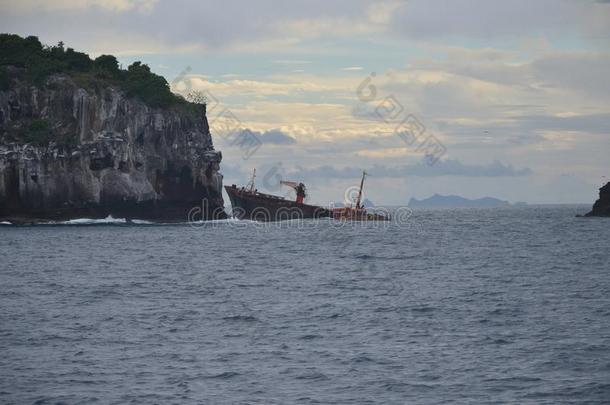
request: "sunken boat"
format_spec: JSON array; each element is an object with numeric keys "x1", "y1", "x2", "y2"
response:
[
  {"x1": 330, "y1": 171, "x2": 390, "y2": 221},
  {"x1": 224, "y1": 169, "x2": 331, "y2": 221}
]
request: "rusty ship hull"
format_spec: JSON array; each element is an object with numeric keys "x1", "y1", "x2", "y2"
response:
[{"x1": 225, "y1": 185, "x2": 331, "y2": 221}]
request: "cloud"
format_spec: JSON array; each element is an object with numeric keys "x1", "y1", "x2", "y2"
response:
[
  {"x1": 347, "y1": 48, "x2": 610, "y2": 150},
  {"x1": 0, "y1": 0, "x2": 378, "y2": 54},
  {"x1": 387, "y1": 0, "x2": 610, "y2": 40},
  {"x1": 530, "y1": 52, "x2": 610, "y2": 101},
  {"x1": 0, "y1": 0, "x2": 158, "y2": 13},
  {"x1": 287, "y1": 159, "x2": 533, "y2": 179},
  {"x1": 273, "y1": 60, "x2": 311, "y2": 65},
  {"x1": 417, "y1": 49, "x2": 610, "y2": 103},
  {"x1": 400, "y1": 159, "x2": 533, "y2": 177},
  {"x1": 2, "y1": 0, "x2": 609, "y2": 57},
  {"x1": 432, "y1": 112, "x2": 610, "y2": 148},
  {"x1": 511, "y1": 113, "x2": 610, "y2": 134},
  {"x1": 185, "y1": 75, "x2": 346, "y2": 99},
  {"x1": 230, "y1": 128, "x2": 297, "y2": 145}
]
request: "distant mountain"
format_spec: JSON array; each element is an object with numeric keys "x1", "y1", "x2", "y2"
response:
[{"x1": 408, "y1": 194, "x2": 511, "y2": 208}]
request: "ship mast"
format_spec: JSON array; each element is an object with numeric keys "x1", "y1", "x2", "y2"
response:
[
  {"x1": 355, "y1": 170, "x2": 367, "y2": 209},
  {"x1": 246, "y1": 168, "x2": 256, "y2": 192}
]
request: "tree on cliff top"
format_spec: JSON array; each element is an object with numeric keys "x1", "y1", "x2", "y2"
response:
[
  {"x1": 123, "y1": 61, "x2": 176, "y2": 108},
  {"x1": 93, "y1": 54, "x2": 120, "y2": 78},
  {"x1": 0, "y1": 33, "x2": 186, "y2": 109}
]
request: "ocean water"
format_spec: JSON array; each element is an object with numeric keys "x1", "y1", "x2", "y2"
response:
[{"x1": 1, "y1": 206, "x2": 609, "y2": 404}]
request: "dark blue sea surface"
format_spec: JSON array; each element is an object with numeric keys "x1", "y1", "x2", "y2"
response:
[{"x1": 1, "y1": 206, "x2": 609, "y2": 404}]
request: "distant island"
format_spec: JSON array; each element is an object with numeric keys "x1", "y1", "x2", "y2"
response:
[{"x1": 409, "y1": 194, "x2": 512, "y2": 208}]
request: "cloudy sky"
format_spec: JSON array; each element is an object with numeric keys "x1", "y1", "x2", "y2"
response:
[{"x1": 2, "y1": 0, "x2": 609, "y2": 205}]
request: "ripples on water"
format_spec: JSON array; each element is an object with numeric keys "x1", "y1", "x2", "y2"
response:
[{"x1": 1, "y1": 206, "x2": 609, "y2": 404}]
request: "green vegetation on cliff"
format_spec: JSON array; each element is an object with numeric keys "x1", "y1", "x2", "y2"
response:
[{"x1": 0, "y1": 33, "x2": 190, "y2": 109}]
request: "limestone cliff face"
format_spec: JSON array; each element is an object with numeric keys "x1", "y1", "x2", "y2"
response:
[
  {"x1": 585, "y1": 182, "x2": 610, "y2": 217},
  {"x1": 0, "y1": 73, "x2": 225, "y2": 222}
]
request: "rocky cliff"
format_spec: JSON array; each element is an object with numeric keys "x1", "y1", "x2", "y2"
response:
[
  {"x1": 0, "y1": 71, "x2": 225, "y2": 223},
  {"x1": 585, "y1": 182, "x2": 610, "y2": 217}
]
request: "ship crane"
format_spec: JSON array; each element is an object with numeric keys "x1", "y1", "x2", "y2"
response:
[
  {"x1": 280, "y1": 181, "x2": 307, "y2": 204},
  {"x1": 355, "y1": 171, "x2": 367, "y2": 209}
]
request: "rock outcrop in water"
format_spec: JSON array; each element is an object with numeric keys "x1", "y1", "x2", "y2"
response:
[
  {"x1": 585, "y1": 182, "x2": 610, "y2": 217},
  {"x1": 0, "y1": 68, "x2": 225, "y2": 223}
]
